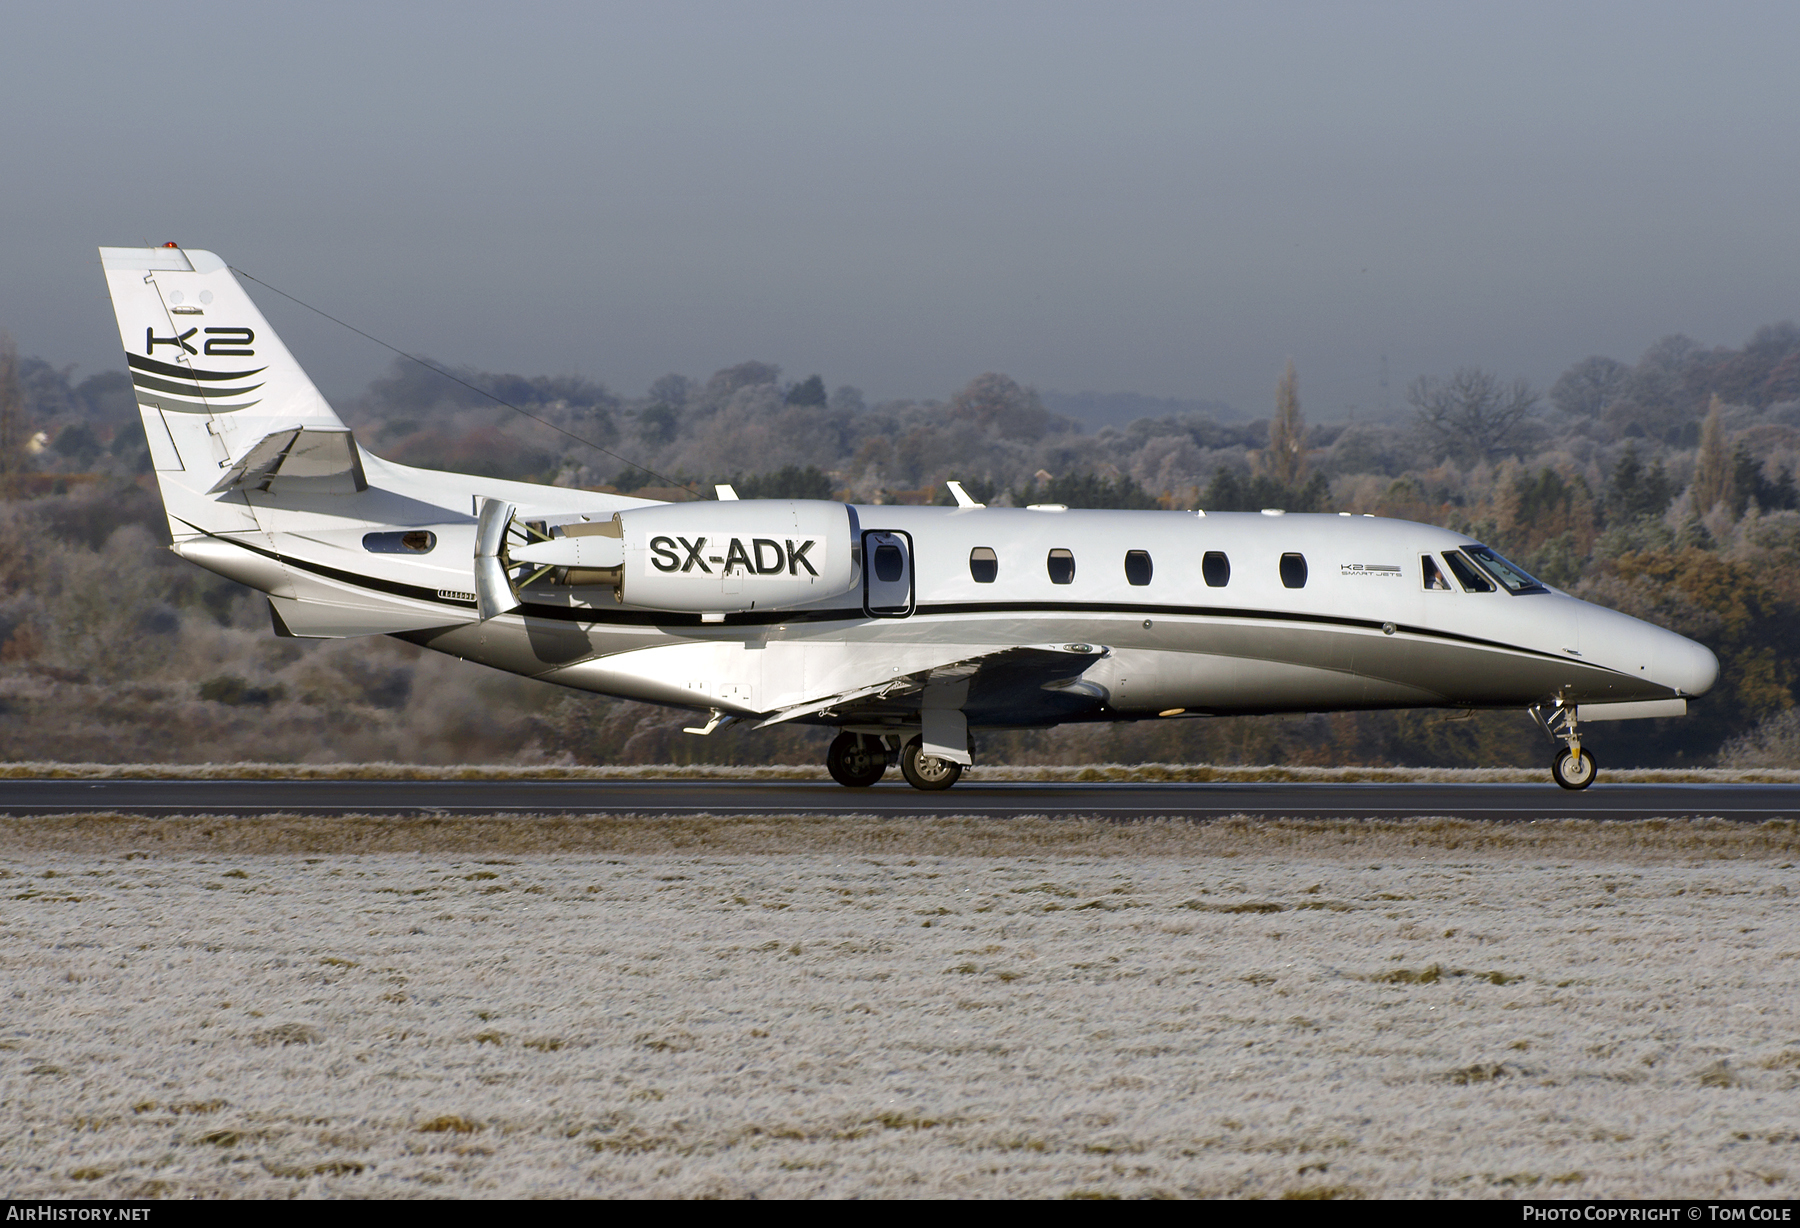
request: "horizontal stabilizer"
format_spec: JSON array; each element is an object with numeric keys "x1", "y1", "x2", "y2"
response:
[{"x1": 206, "y1": 427, "x2": 367, "y2": 495}]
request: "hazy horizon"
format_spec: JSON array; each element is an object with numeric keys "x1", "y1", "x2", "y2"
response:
[{"x1": 5, "y1": 1, "x2": 1798, "y2": 421}]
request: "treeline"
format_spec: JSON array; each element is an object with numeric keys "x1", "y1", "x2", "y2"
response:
[{"x1": 5, "y1": 319, "x2": 1800, "y2": 769}]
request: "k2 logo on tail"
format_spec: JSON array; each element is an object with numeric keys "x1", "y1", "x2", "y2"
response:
[{"x1": 146, "y1": 326, "x2": 255, "y2": 357}]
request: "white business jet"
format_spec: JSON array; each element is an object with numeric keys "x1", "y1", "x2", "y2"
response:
[{"x1": 100, "y1": 246, "x2": 1717, "y2": 791}]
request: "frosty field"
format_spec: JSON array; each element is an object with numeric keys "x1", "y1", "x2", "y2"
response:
[{"x1": 1, "y1": 814, "x2": 1796, "y2": 1199}]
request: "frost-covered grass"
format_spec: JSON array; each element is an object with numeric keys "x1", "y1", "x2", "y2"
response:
[
  {"x1": 5, "y1": 761, "x2": 1800, "y2": 783},
  {"x1": 1, "y1": 817, "x2": 1796, "y2": 1199}
]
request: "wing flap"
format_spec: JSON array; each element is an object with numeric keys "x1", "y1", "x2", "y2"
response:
[{"x1": 754, "y1": 643, "x2": 1109, "y2": 731}]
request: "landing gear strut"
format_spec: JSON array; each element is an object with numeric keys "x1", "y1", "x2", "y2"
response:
[
  {"x1": 826, "y1": 731, "x2": 886, "y2": 788},
  {"x1": 900, "y1": 735, "x2": 962, "y2": 791},
  {"x1": 1534, "y1": 702, "x2": 1598, "y2": 791}
]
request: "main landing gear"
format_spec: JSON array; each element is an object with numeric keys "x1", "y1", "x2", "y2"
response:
[
  {"x1": 900, "y1": 736, "x2": 962, "y2": 791},
  {"x1": 825, "y1": 731, "x2": 965, "y2": 791},
  {"x1": 826, "y1": 731, "x2": 886, "y2": 788},
  {"x1": 1533, "y1": 702, "x2": 1598, "y2": 791}
]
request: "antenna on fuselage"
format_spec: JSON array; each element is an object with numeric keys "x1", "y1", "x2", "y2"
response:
[{"x1": 945, "y1": 480, "x2": 985, "y2": 508}]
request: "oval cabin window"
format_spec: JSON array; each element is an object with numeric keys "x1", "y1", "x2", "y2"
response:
[
  {"x1": 1279, "y1": 552, "x2": 1308, "y2": 588},
  {"x1": 1202, "y1": 551, "x2": 1230, "y2": 587},
  {"x1": 969, "y1": 546, "x2": 998, "y2": 584},
  {"x1": 873, "y1": 543, "x2": 906, "y2": 583},
  {"x1": 1047, "y1": 548, "x2": 1076, "y2": 585},
  {"x1": 363, "y1": 530, "x2": 437, "y2": 554},
  {"x1": 1124, "y1": 550, "x2": 1153, "y2": 586}
]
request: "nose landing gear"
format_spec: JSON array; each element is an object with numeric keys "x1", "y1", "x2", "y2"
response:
[
  {"x1": 1552, "y1": 745, "x2": 1597, "y2": 789},
  {"x1": 1533, "y1": 702, "x2": 1599, "y2": 791}
]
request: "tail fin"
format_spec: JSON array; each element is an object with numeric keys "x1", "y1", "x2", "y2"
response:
[{"x1": 98, "y1": 246, "x2": 355, "y2": 533}]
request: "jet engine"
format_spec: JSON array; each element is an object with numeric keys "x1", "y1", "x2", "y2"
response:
[{"x1": 480, "y1": 498, "x2": 857, "y2": 616}]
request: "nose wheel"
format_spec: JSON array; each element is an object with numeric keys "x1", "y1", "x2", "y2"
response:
[
  {"x1": 1532, "y1": 700, "x2": 1601, "y2": 791},
  {"x1": 826, "y1": 732, "x2": 887, "y2": 788},
  {"x1": 1552, "y1": 746, "x2": 1597, "y2": 790}
]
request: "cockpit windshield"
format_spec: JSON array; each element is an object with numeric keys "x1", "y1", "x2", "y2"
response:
[{"x1": 1464, "y1": 545, "x2": 1549, "y2": 594}]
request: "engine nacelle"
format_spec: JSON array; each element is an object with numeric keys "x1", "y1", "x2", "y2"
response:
[{"x1": 615, "y1": 499, "x2": 856, "y2": 613}]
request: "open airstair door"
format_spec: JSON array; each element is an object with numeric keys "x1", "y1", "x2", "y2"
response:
[{"x1": 862, "y1": 530, "x2": 913, "y2": 617}]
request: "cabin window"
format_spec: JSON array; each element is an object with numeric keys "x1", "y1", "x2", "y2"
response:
[
  {"x1": 1124, "y1": 550, "x2": 1153, "y2": 586},
  {"x1": 1442, "y1": 549, "x2": 1495, "y2": 592},
  {"x1": 1279, "y1": 552, "x2": 1308, "y2": 588},
  {"x1": 1202, "y1": 551, "x2": 1230, "y2": 587},
  {"x1": 1422, "y1": 555, "x2": 1451, "y2": 590},
  {"x1": 969, "y1": 546, "x2": 998, "y2": 584},
  {"x1": 363, "y1": 530, "x2": 436, "y2": 554},
  {"x1": 873, "y1": 543, "x2": 907, "y2": 583},
  {"x1": 1047, "y1": 548, "x2": 1076, "y2": 584},
  {"x1": 1464, "y1": 545, "x2": 1548, "y2": 594}
]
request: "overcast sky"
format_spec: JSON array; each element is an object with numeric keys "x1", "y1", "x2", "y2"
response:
[{"x1": 5, "y1": 1, "x2": 1799, "y2": 421}]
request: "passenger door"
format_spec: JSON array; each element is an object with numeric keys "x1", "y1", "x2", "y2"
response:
[{"x1": 862, "y1": 530, "x2": 914, "y2": 617}]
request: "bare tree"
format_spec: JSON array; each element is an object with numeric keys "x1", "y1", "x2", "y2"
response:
[
  {"x1": 1550, "y1": 355, "x2": 1629, "y2": 418},
  {"x1": 1267, "y1": 358, "x2": 1306, "y2": 486},
  {"x1": 1407, "y1": 367, "x2": 1539, "y2": 465},
  {"x1": 947, "y1": 373, "x2": 1053, "y2": 442}
]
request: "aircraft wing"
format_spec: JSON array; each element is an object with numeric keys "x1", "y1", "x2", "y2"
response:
[{"x1": 755, "y1": 642, "x2": 1111, "y2": 734}]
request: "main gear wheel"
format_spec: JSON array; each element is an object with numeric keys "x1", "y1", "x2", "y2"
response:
[
  {"x1": 900, "y1": 736, "x2": 963, "y2": 791},
  {"x1": 826, "y1": 731, "x2": 886, "y2": 787}
]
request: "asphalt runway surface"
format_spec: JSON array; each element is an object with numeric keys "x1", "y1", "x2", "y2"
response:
[{"x1": 1, "y1": 778, "x2": 1796, "y2": 822}]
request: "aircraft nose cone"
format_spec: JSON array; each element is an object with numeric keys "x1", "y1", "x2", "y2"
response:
[{"x1": 1662, "y1": 632, "x2": 1719, "y2": 697}]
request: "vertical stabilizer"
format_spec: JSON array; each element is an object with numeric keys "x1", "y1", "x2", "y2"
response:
[{"x1": 98, "y1": 246, "x2": 351, "y2": 535}]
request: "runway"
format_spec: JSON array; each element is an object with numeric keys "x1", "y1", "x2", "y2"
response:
[{"x1": 2, "y1": 778, "x2": 1796, "y2": 822}]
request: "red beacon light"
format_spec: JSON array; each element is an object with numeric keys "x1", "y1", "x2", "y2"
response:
[{"x1": 162, "y1": 241, "x2": 180, "y2": 248}]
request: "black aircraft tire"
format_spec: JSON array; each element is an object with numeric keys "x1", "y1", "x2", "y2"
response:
[
  {"x1": 900, "y1": 737, "x2": 963, "y2": 791},
  {"x1": 827, "y1": 732, "x2": 886, "y2": 788},
  {"x1": 1552, "y1": 746, "x2": 1598, "y2": 791}
]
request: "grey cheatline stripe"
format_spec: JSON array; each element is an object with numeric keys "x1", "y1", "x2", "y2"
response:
[
  {"x1": 132, "y1": 372, "x2": 265, "y2": 399},
  {"x1": 126, "y1": 353, "x2": 266, "y2": 382},
  {"x1": 138, "y1": 394, "x2": 263, "y2": 415}
]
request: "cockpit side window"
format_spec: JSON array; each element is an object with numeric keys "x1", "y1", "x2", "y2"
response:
[
  {"x1": 1442, "y1": 549, "x2": 1495, "y2": 592},
  {"x1": 1422, "y1": 555, "x2": 1451, "y2": 590},
  {"x1": 1464, "y1": 545, "x2": 1549, "y2": 594}
]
